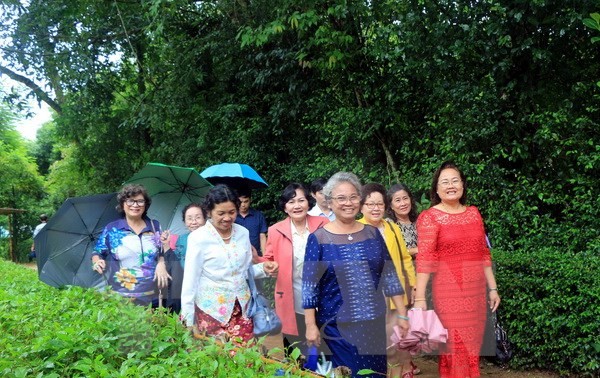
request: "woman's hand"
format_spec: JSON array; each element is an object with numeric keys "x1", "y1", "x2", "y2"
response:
[
  {"x1": 305, "y1": 323, "x2": 321, "y2": 347},
  {"x1": 92, "y1": 258, "x2": 105, "y2": 274},
  {"x1": 410, "y1": 287, "x2": 417, "y2": 306},
  {"x1": 413, "y1": 298, "x2": 427, "y2": 310},
  {"x1": 262, "y1": 261, "x2": 279, "y2": 277},
  {"x1": 154, "y1": 260, "x2": 172, "y2": 289},
  {"x1": 160, "y1": 230, "x2": 171, "y2": 251},
  {"x1": 395, "y1": 317, "x2": 410, "y2": 338},
  {"x1": 488, "y1": 290, "x2": 501, "y2": 312}
]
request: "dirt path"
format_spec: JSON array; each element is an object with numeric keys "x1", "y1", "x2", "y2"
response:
[{"x1": 261, "y1": 335, "x2": 557, "y2": 377}]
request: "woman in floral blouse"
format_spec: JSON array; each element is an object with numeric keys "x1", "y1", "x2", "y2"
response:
[
  {"x1": 180, "y1": 184, "x2": 278, "y2": 343},
  {"x1": 92, "y1": 184, "x2": 170, "y2": 306}
]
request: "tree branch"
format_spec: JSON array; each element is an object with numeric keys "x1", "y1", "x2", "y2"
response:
[{"x1": 0, "y1": 65, "x2": 62, "y2": 114}]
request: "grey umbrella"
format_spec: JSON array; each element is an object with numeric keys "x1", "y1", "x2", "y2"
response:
[{"x1": 36, "y1": 193, "x2": 119, "y2": 288}]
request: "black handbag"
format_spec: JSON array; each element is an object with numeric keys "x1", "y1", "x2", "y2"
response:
[
  {"x1": 492, "y1": 311, "x2": 514, "y2": 364},
  {"x1": 246, "y1": 266, "x2": 282, "y2": 337}
]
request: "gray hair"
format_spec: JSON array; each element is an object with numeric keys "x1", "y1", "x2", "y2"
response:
[{"x1": 323, "y1": 172, "x2": 362, "y2": 200}]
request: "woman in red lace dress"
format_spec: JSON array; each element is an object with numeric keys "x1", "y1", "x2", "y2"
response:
[{"x1": 414, "y1": 162, "x2": 501, "y2": 378}]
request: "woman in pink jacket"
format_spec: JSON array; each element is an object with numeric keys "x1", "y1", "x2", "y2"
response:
[{"x1": 263, "y1": 182, "x2": 329, "y2": 357}]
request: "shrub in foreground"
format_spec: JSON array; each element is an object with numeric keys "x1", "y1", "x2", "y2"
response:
[
  {"x1": 494, "y1": 248, "x2": 600, "y2": 377},
  {"x1": 0, "y1": 260, "x2": 297, "y2": 377}
]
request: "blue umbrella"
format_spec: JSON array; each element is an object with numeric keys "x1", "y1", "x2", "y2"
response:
[{"x1": 200, "y1": 163, "x2": 268, "y2": 190}]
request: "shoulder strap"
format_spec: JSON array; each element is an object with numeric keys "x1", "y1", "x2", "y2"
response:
[
  {"x1": 247, "y1": 266, "x2": 259, "y2": 299},
  {"x1": 149, "y1": 219, "x2": 164, "y2": 257}
]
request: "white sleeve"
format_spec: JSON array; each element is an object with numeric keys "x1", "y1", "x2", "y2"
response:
[{"x1": 181, "y1": 230, "x2": 203, "y2": 326}]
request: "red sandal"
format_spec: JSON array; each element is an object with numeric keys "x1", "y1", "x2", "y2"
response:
[{"x1": 411, "y1": 361, "x2": 421, "y2": 375}]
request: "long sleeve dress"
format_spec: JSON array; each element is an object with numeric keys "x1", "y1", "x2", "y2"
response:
[
  {"x1": 181, "y1": 222, "x2": 254, "y2": 341},
  {"x1": 303, "y1": 224, "x2": 404, "y2": 377},
  {"x1": 416, "y1": 206, "x2": 492, "y2": 378}
]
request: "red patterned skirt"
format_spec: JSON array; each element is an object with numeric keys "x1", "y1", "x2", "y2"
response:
[{"x1": 194, "y1": 300, "x2": 254, "y2": 344}]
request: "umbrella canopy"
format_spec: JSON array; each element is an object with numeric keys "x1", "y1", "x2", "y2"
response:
[
  {"x1": 200, "y1": 162, "x2": 268, "y2": 191},
  {"x1": 36, "y1": 193, "x2": 119, "y2": 288},
  {"x1": 125, "y1": 162, "x2": 212, "y2": 235},
  {"x1": 390, "y1": 308, "x2": 448, "y2": 355}
]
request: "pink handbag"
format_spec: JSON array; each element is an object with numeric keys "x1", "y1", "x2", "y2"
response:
[{"x1": 390, "y1": 308, "x2": 448, "y2": 355}]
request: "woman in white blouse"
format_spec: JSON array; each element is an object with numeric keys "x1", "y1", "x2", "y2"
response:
[{"x1": 181, "y1": 184, "x2": 278, "y2": 342}]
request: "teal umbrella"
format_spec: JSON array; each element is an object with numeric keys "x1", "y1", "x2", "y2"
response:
[
  {"x1": 125, "y1": 163, "x2": 212, "y2": 235},
  {"x1": 200, "y1": 162, "x2": 268, "y2": 191}
]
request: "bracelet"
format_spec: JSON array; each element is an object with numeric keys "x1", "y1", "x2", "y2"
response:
[
  {"x1": 488, "y1": 288, "x2": 498, "y2": 292},
  {"x1": 414, "y1": 298, "x2": 426, "y2": 301},
  {"x1": 396, "y1": 315, "x2": 409, "y2": 321}
]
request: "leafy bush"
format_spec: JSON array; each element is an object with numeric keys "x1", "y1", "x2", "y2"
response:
[
  {"x1": 493, "y1": 248, "x2": 600, "y2": 376},
  {"x1": 0, "y1": 260, "x2": 300, "y2": 377}
]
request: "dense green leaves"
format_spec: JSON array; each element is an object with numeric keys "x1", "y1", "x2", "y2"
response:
[
  {"x1": 0, "y1": 1, "x2": 598, "y2": 374},
  {"x1": 494, "y1": 248, "x2": 600, "y2": 375},
  {"x1": 0, "y1": 260, "x2": 292, "y2": 377}
]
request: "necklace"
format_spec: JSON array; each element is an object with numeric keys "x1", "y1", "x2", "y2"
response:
[
  {"x1": 219, "y1": 227, "x2": 233, "y2": 241},
  {"x1": 442, "y1": 202, "x2": 464, "y2": 213},
  {"x1": 347, "y1": 233, "x2": 353, "y2": 241}
]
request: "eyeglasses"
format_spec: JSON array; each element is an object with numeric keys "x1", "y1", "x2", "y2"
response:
[
  {"x1": 438, "y1": 178, "x2": 462, "y2": 188},
  {"x1": 185, "y1": 216, "x2": 204, "y2": 222},
  {"x1": 364, "y1": 202, "x2": 385, "y2": 210},
  {"x1": 125, "y1": 199, "x2": 146, "y2": 207},
  {"x1": 331, "y1": 195, "x2": 361, "y2": 204}
]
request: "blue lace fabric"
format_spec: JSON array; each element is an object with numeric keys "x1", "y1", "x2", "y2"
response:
[{"x1": 302, "y1": 224, "x2": 403, "y2": 325}]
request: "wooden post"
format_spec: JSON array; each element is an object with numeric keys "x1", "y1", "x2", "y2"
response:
[{"x1": 8, "y1": 213, "x2": 16, "y2": 262}]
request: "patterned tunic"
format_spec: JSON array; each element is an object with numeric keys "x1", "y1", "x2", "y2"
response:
[
  {"x1": 398, "y1": 221, "x2": 418, "y2": 249},
  {"x1": 93, "y1": 217, "x2": 162, "y2": 305},
  {"x1": 181, "y1": 222, "x2": 252, "y2": 327},
  {"x1": 417, "y1": 206, "x2": 492, "y2": 378}
]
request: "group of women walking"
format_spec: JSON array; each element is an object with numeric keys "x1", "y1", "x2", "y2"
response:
[{"x1": 91, "y1": 161, "x2": 500, "y2": 378}]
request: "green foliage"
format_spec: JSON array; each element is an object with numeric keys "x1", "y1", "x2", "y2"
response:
[
  {"x1": 0, "y1": 105, "x2": 45, "y2": 261},
  {"x1": 0, "y1": 260, "x2": 296, "y2": 377},
  {"x1": 583, "y1": 13, "x2": 600, "y2": 43},
  {"x1": 494, "y1": 247, "x2": 600, "y2": 376},
  {"x1": 0, "y1": 2, "x2": 599, "y2": 374}
]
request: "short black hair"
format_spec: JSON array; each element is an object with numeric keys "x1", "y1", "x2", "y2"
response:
[
  {"x1": 39, "y1": 214, "x2": 48, "y2": 222},
  {"x1": 309, "y1": 178, "x2": 328, "y2": 194},
  {"x1": 237, "y1": 186, "x2": 252, "y2": 198},
  {"x1": 116, "y1": 184, "x2": 152, "y2": 218},
  {"x1": 360, "y1": 183, "x2": 388, "y2": 209},
  {"x1": 181, "y1": 203, "x2": 206, "y2": 221},
  {"x1": 203, "y1": 184, "x2": 241, "y2": 213},
  {"x1": 430, "y1": 161, "x2": 467, "y2": 206},
  {"x1": 278, "y1": 183, "x2": 312, "y2": 211},
  {"x1": 387, "y1": 183, "x2": 418, "y2": 223}
]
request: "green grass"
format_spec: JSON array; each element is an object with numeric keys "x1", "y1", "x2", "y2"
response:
[{"x1": 0, "y1": 260, "x2": 298, "y2": 377}]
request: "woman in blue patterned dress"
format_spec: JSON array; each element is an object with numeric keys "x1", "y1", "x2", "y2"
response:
[
  {"x1": 303, "y1": 172, "x2": 410, "y2": 377},
  {"x1": 92, "y1": 184, "x2": 171, "y2": 306}
]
